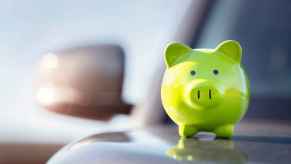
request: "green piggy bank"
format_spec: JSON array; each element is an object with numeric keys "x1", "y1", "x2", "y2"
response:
[{"x1": 161, "y1": 40, "x2": 250, "y2": 138}]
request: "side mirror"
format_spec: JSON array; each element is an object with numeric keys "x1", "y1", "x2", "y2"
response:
[{"x1": 35, "y1": 44, "x2": 132, "y2": 120}]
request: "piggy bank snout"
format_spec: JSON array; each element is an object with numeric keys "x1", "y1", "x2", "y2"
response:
[{"x1": 185, "y1": 82, "x2": 222, "y2": 108}]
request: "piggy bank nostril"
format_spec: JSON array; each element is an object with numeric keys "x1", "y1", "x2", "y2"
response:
[{"x1": 197, "y1": 90, "x2": 200, "y2": 99}]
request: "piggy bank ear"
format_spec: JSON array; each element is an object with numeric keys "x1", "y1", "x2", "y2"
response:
[
  {"x1": 215, "y1": 40, "x2": 242, "y2": 63},
  {"x1": 164, "y1": 42, "x2": 192, "y2": 67}
]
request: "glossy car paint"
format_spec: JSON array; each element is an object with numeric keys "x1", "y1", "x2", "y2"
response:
[
  {"x1": 161, "y1": 40, "x2": 250, "y2": 138},
  {"x1": 47, "y1": 120, "x2": 291, "y2": 164}
]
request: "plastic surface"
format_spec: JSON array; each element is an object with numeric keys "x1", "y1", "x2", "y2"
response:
[{"x1": 161, "y1": 40, "x2": 250, "y2": 138}]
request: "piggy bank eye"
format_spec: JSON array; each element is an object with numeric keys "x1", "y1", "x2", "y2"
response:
[
  {"x1": 213, "y1": 69, "x2": 219, "y2": 75},
  {"x1": 190, "y1": 70, "x2": 196, "y2": 76}
]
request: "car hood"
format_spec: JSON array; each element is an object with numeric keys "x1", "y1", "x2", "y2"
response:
[{"x1": 48, "y1": 119, "x2": 291, "y2": 164}]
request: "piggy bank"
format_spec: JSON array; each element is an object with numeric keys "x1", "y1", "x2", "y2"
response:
[{"x1": 161, "y1": 40, "x2": 249, "y2": 138}]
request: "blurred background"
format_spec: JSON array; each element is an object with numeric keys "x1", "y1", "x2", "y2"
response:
[
  {"x1": 1, "y1": 0, "x2": 291, "y2": 163},
  {"x1": 1, "y1": 0, "x2": 191, "y2": 142}
]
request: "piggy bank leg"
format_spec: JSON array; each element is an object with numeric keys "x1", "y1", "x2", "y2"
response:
[
  {"x1": 213, "y1": 124, "x2": 234, "y2": 139},
  {"x1": 178, "y1": 125, "x2": 197, "y2": 138}
]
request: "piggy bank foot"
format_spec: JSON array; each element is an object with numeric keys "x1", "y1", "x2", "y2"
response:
[
  {"x1": 179, "y1": 125, "x2": 197, "y2": 138},
  {"x1": 214, "y1": 124, "x2": 234, "y2": 139}
]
